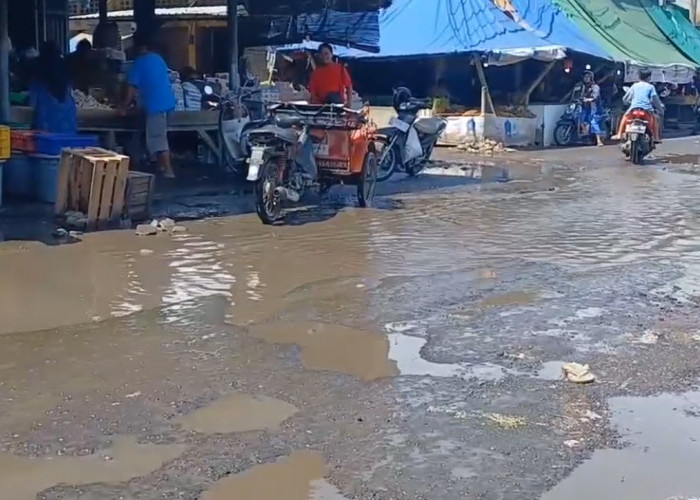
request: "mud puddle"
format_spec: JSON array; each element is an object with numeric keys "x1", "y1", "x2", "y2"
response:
[
  {"x1": 658, "y1": 154, "x2": 700, "y2": 165},
  {"x1": 176, "y1": 393, "x2": 298, "y2": 434},
  {"x1": 252, "y1": 321, "x2": 398, "y2": 381},
  {"x1": 0, "y1": 436, "x2": 186, "y2": 500},
  {"x1": 201, "y1": 450, "x2": 348, "y2": 500},
  {"x1": 543, "y1": 391, "x2": 700, "y2": 500}
]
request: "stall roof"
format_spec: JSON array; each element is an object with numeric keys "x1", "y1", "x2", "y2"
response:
[
  {"x1": 71, "y1": 6, "x2": 382, "y2": 52},
  {"x1": 551, "y1": 0, "x2": 697, "y2": 81},
  {"x1": 347, "y1": 0, "x2": 565, "y2": 62},
  {"x1": 637, "y1": 0, "x2": 700, "y2": 66},
  {"x1": 243, "y1": 0, "x2": 392, "y2": 15},
  {"x1": 501, "y1": 0, "x2": 611, "y2": 59}
]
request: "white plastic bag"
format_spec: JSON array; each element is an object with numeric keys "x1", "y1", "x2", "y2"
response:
[{"x1": 404, "y1": 126, "x2": 422, "y2": 161}]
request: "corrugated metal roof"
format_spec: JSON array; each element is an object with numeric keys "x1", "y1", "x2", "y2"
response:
[{"x1": 70, "y1": 5, "x2": 246, "y2": 20}]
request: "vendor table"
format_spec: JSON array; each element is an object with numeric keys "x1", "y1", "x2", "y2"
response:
[
  {"x1": 9, "y1": 107, "x2": 222, "y2": 163},
  {"x1": 661, "y1": 95, "x2": 697, "y2": 131}
]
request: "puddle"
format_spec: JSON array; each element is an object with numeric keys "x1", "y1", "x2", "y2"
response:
[
  {"x1": 0, "y1": 436, "x2": 187, "y2": 500},
  {"x1": 387, "y1": 333, "x2": 509, "y2": 380},
  {"x1": 536, "y1": 361, "x2": 565, "y2": 381},
  {"x1": 543, "y1": 391, "x2": 700, "y2": 500},
  {"x1": 201, "y1": 450, "x2": 348, "y2": 500},
  {"x1": 176, "y1": 393, "x2": 298, "y2": 434},
  {"x1": 479, "y1": 291, "x2": 539, "y2": 309},
  {"x1": 659, "y1": 154, "x2": 700, "y2": 165},
  {"x1": 252, "y1": 322, "x2": 399, "y2": 381}
]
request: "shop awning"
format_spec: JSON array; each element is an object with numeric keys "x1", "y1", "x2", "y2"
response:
[
  {"x1": 551, "y1": 0, "x2": 697, "y2": 83},
  {"x1": 497, "y1": 0, "x2": 611, "y2": 59},
  {"x1": 637, "y1": 0, "x2": 700, "y2": 66},
  {"x1": 346, "y1": 0, "x2": 565, "y2": 63}
]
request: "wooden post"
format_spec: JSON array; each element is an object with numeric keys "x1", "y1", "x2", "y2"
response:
[
  {"x1": 0, "y1": 0, "x2": 8, "y2": 123},
  {"x1": 523, "y1": 61, "x2": 556, "y2": 106},
  {"x1": 473, "y1": 56, "x2": 495, "y2": 115},
  {"x1": 692, "y1": 0, "x2": 698, "y2": 25},
  {"x1": 228, "y1": 0, "x2": 240, "y2": 92}
]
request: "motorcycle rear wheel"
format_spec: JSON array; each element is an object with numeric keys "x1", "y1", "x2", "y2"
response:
[
  {"x1": 255, "y1": 159, "x2": 282, "y2": 224},
  {"x1": 630, "y1": 140, "x2": 644, "y2": 165}
]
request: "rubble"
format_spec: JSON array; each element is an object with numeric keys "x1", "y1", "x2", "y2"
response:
[
  {"x1": 135, "y1": 224, "x2": 158, "y2": 236},
  {"x1": 562, "y1": 362, "x2": 596, "y2": 384},
  {"x1": 456, "y1": 139, "x2": 508, "y2": 156}
]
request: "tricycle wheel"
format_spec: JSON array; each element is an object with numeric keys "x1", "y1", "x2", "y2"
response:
[
  {"x1": 358, "y1": 151, "x2": 378, "y2": 208},
  {"x1": 255, "y1": 159, "x2": 282, "y2": 224}
]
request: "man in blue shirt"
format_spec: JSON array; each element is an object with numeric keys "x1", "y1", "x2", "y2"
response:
[
  {"x1": 121, "y1": 32, "x2": 176, "y2": 177},
  {"x1": 612, "y1": 69, "x2": 663, "y2": 142}
]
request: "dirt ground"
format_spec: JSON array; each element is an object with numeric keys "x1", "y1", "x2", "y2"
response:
[{"x1": 2, "y1": 138, "x2": 700, "y2": 499}]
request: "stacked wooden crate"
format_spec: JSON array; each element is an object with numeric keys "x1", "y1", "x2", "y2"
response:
[{"x1": 55, "y1": 148, "x2": 130, "y2": 231}]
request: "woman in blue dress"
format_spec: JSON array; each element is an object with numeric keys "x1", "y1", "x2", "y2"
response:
[
  {"x1": 580, "y1": 70, "x2": 605, "y2": 147},
  {"x1": 29, "y1": 42, "x2": 77, "y2": 134}
]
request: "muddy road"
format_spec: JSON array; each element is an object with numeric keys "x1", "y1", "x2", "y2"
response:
[{"x1": 2, "y1": 140, "x2": 700, "y2": 499}]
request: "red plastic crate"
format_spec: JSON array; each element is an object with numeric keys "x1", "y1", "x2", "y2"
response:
[{"x1": 11, "y1": 130, "x2": 39, "y2": 153}]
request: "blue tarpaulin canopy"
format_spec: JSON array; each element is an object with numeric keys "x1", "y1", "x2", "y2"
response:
[
  {"x1": 502, "y1": 0, "x2": 611, "y2": 59},
  {"x1": 347, "y1": 0, "x2": 565, "y2": 62}
]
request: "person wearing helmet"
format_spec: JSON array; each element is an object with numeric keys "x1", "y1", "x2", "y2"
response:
[
  {"x1": 580, "y1": 70, "x2": 606, "y2": 147},
  {"x1": 308, "y1": 43, "x2": 353, "y2": 107},
  {"x1": 612, "y1": 69, "x2": 663, "y2": 142}
]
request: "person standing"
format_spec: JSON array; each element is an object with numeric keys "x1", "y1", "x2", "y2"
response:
[
  {"x1": 120, "y1": 32, "x2": 176, "y2": 178},
  {"x1": 29, "y1": 42, "x2": 77, "y2": 134},
  {"x1": 308, "y1": 43, "x2": 354, "y2": 107}
]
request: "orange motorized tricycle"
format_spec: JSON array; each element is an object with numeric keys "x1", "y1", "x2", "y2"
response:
[{"x1": 245, "y1": 102, "x2": 378, "y2": 224}]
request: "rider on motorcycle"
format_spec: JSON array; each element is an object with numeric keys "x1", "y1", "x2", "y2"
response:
[
  {"x1": 580, "y1": 71, "x2": 606, "y2": 147},
  {"x1": 612, "y1": 69, "x2": 663, "y2": 142}
]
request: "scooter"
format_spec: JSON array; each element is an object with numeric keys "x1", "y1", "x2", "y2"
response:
[
  {"x1": 218, "y1": 86, "x2": 267, "y2": 175},
  {"x1": 375, "y1": 87, "x2": 447, "y2": 181},
  {"x1": 620, "y1": 108, "x2": 655, "y2": 164}
]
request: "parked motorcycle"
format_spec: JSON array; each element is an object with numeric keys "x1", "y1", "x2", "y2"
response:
[
  {"x1": 375, "y1": 87, "x2": 446, "y2": 181},
  {"x1": 619, "y1": 108, "x2": 655, "y2": 164},
  {"x1": 218, "y1": 86, "x2": 267, "y2": 175}
]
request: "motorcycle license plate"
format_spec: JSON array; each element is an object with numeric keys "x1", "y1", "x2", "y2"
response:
[
  {"x1": 626, "y1": 124, "x2": 646, "y2": 134},
  {"x1": 389, "y1": 117, "x2": 410, "y2": 133},
  {"x1": 246, "y1": 148, "x2": 265, "y2": 181}
]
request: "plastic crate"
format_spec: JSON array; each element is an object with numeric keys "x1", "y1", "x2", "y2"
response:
[
  {"x1": 32, "y1": 153, "x2": 62, "y2": 203},
  {"x1": 0, "y1": 125, "x2": 10, "y2": 160},
  {"x1": 35, "y1": 133, "x2": 98, "y2": 156},
  {"x1": 10, "y1": 130, "x2": 39, "y2": 153},
  {"x1": 3, "y1": 153, "x2": 34, "y2": 198}
]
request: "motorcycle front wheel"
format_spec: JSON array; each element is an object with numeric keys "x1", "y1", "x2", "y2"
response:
[
  {"x1": 255, "y1": 159, "x2": 283, "y2": 224},
  {"x1": 375, "y1": 136, "x2": 397, "y2": 182},
  {"x1": 553, "y1": 123, "x2": 574, "y2": 146}
]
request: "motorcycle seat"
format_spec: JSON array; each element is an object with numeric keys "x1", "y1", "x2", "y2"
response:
[
  {"x1": 414, "y1": 117, "x2": 445, "y2": 135},
  {"x1": 275, "y1": 114, "x2": 304, "y2": 129}
]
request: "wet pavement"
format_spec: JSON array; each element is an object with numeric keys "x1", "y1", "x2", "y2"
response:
[{"x1": 3, "y1": 138, "x2": 700, "y2": 498}]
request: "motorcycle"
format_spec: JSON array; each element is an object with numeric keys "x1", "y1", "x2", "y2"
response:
[
  {"x1": 619, "y1": 108, "x2": 655, "y2": 164},
  {"x1": 245, "y1": 103, "x2": 377, "y2": 224},
  {"x1": 218, "y1": 86, "x2": 267, "y2": 176},
  {"x1": 375, "y1": 87, "x2": 447, "y2": 182},
  {"x1": 553, "y1": 85, "x2": 611, "y2": 146}
]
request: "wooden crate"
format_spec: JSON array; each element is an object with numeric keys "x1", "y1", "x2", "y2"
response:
[
  {"x1": 55, "y1": 148, "x2": 130, "y2": 231},
  {"x1": 125, "y1": 171, "x2": 155, "y2": 221}
]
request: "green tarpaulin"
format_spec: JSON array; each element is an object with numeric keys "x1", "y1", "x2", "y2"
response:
[
  {"x1": 638, "y1": 0, "x2": 700, "y2": 66},
  {"x1": 552, "y1": 0, "x2": 697, "y2": 82}
]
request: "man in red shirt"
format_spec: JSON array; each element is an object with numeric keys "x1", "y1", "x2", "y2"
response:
[{"x1": 308, "y1": 43, "x2": 354, "y2": 106}]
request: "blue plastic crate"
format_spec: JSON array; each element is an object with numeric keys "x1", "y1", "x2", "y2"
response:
[
  {"x1": 32, "y1": 154, "x2": 61, "y2": 203},
  {"x1": 35, "y1": 133, "x2": 98, "y2": 156},
  {"x1": 3, "y1": 153, "x2": 34, "y2": 198}
]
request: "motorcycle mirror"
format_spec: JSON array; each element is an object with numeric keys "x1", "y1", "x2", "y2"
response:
[{"x1": 203, "y1": 85, "x2": 214, "y2": 96}]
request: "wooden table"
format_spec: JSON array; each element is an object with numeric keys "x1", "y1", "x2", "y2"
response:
[{"x1": 9, "y1": 107, "x2": 223, "y2": 162}]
